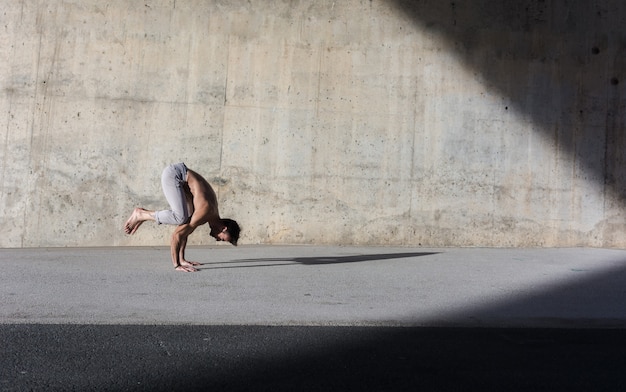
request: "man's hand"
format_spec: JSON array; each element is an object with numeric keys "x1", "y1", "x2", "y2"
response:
[
  {"x1": 171, "y1": 224, "x2": 198, "y2": 272},
  {"x1": 181, "y1": 260, "x2": 202, "y2": 267},
  {"x1": 175, "y1": 264, "x2": 198, "y2": 272}
]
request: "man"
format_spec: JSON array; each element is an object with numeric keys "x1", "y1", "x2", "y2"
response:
[{"x1": 124, "y1": 162, "x2": 240, "y2": 272}]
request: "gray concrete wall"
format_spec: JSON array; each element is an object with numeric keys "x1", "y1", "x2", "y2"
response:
[{"x1": 1, "y1": 0, "x2": 625, "y2": 248}]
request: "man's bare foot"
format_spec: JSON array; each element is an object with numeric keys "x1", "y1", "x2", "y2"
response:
[
  {"x1": 175, "y1": 265, "x2": 198, "y2": 272},
  {"x1": 124, "y1": 208, "x2": 153, "y2": 235}
]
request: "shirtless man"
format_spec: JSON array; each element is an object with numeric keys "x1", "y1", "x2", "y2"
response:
[{"x1": 124, "y1": 162, "x2": 240, "y2": 272}]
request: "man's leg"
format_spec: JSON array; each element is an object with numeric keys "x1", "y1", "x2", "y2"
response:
[
  {"x1": 154, "y1": 163, "x2": 190, "y2": 225},
  {"x1": 124, "y1": 163, "x2": 189, "y2": 235}
]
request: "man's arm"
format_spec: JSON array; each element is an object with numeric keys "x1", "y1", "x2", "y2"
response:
[
  {"x1": 178, "y1": 235, "x2": 201, "y2": 267},
  {"x1": 171, "y1": 223, "x2": 198, "y2": 272}
]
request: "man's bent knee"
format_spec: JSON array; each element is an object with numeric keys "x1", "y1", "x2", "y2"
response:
[
  {"x1": 172, "y1": 213, "x2": 190, "y2": 225},
  {"x1": 155, "y1": 210, "x2": 189, "y2": 225}
]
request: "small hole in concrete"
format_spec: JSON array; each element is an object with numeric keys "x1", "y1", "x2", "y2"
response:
[
  {"x1": 610, "y1": 78, "x2": 619, "y2": 85},
  {"x1": 591, "y1": 47, "x2": 600, "y2": 55}
]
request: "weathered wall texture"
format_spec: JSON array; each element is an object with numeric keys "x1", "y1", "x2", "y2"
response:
[{"x1": 1, "y1": 0, "x2": 625, "y2": 247}]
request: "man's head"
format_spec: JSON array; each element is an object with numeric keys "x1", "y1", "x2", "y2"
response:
[{"x1": 213, "y1": 218, "x2": 240, "y2": 246}]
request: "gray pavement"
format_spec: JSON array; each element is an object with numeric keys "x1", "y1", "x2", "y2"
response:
[
  {"x1": 3, "y1": 246, "x2": 626, "y2": 391},
  {"x1": 2, "y1": 245, "x2": 626, "y2": 327}
]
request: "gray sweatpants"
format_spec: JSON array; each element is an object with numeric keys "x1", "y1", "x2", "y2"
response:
[{"x1": 155, "y1": 162, "x2": 190, "y2": 225}]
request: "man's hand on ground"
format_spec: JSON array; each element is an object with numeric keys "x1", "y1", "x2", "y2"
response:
[{"x1": 175, "y1": 265, "x2": 198, "y2": 272}]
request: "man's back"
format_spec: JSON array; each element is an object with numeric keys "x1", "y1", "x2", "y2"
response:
[{"x1": 186, "y1": 169, "x2": 219, "y2": 222}]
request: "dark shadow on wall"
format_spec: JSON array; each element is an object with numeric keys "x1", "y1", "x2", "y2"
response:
[{"x1": 390, "y1": 0, "x2": 626, "y2": 204}]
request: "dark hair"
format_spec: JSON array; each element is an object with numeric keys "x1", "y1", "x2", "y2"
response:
[{"x1": 221, "y1": 218, "x2": 240, "y2": 246}]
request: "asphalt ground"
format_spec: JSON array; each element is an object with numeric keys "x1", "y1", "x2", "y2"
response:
[{"x1": 2, "y1": 245, "x2": 626, "y2": 391}]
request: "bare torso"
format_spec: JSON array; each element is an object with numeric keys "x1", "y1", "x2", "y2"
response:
[{"x1": 185, "y1": 168, "x2": 220, "y2": 227}]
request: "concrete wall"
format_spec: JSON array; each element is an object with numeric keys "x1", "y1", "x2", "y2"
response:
[{"x1": 1, "y1": 0, "x2": 625, "y2": 248}]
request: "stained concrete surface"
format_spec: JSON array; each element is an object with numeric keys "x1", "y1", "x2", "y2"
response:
[
  {"x1": 2, "y1": 245, "x2": 626, "y2": 391},
  {"x1": 2, "y1": 0, "x2": 626, "y2": 248}
]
